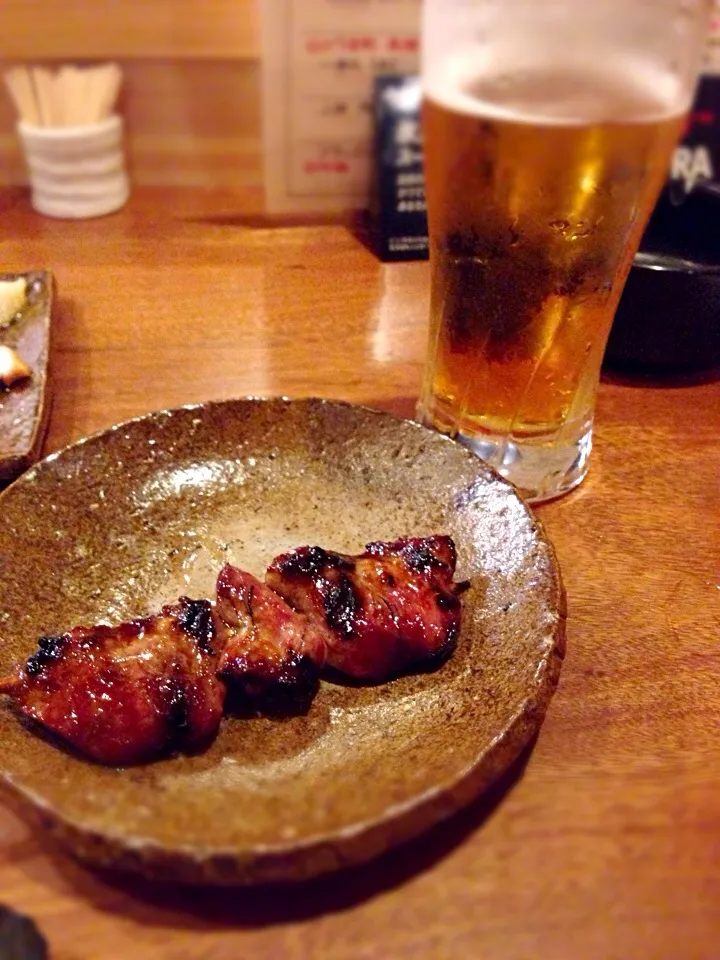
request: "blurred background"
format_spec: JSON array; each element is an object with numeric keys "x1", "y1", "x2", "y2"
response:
[
  {"x1": 0, "y1": 0, "x2": 260, "y2": 191},
  {"x1": 2, "y1": 1, "x2": 719, "y2": 208}
]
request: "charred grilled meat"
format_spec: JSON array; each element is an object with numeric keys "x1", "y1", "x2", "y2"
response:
[
  {"x1": 0, "y1": 598, "x2": 225, "y2": 765},
  {"x1": 266, "y1": 536, "x2": 468, "y2": 682},
  {"x1": 214, "y1": 564, "x2": 328, "y2": 712},
  {"x1": 0, "y1": 535, "x2": 468, "y2": 764}
]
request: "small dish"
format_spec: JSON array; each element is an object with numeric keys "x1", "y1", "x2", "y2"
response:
[
  {"x1": 0, "y1": 271, "x2": 54, "y2": 483},
  {"x1": 0, "y1": 398, "x2": 565, "y2": 884}
]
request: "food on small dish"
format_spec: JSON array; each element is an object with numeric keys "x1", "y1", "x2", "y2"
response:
[
  {"x1": 0, "y1": 278, "x2": 26, "y2": 328},
  {"x1": 0, "y1": 345, "x2": 31, "y2": 389},
  {"x1": 0, "y1": 536, "x2": 468, "y2": 764},
  {"x1": 267, "y1": 536, "x2": 469, "y2": 682},
  {"x1": 0, "y1": 398, "x2": 565, "y2": 882},
  {"x1": 0, "y1": 271, "x2": 52, "y2": 483},
  {"x1": 215, "y1": 563, "x2": 328, "y2": 710},
  {"x1": 0, "y1": 598, "x2": 225, "y2": 765}
]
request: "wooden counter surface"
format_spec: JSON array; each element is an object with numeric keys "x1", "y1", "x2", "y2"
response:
[{"x1": 0, "y1": 188, "x2": 718, "y2": 960}]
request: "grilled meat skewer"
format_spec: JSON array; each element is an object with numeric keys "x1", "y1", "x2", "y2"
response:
[
  {"x1": 0, "y1": 535, "x2": 468, "y2": 764},
  {"x1": 0, "y1": 598, "x2": 225, "y2": 765},
  {"x1": 214, "y1": 563, "x2": 328, "y2": 711},
  {"x1": 266, "y1": 535, "x2": 468, "y2": 682}
]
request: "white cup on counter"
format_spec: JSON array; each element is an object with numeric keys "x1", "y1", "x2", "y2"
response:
[{"x1": 17, "y1": 114, "x2": 130, "y2": 219}]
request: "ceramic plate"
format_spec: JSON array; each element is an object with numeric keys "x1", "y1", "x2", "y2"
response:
[
  {"x1": 0, "y1": 398, "x2": 565, "y2": 884},
  {"x1": 0, "y1": 271, "x2": 54, "y2": 484}
]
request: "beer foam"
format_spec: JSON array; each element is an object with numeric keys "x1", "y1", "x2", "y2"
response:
[{"x1": 424, "y1": 50, "x2": 689, "y2": 126}]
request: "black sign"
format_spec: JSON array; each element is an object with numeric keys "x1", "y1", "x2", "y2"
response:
[
  {"x1": 370, "y1": 75, "x2": 429, "y2": 262},
  {"x1": 668, "y1": 75, "x2": 720, "y2": 197}
]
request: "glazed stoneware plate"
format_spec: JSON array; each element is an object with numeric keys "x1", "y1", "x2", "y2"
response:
[{"x1": 0, "y1": 398, "x2": 565, "y2": 884}]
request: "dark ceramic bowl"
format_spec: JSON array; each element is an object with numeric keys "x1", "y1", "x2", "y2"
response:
[{"x1": 605, "y1": 183, "x2": 720, "y2": 371}]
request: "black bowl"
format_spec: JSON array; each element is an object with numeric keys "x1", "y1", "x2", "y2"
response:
[{"x1": 605, "y1": 182, "x2": 720, "y2": 371}]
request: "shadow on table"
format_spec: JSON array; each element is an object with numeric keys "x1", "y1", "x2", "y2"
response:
[
  {"x1": 367, "y1": 396, "x2": 419, "y2": 421},
  {"x1": 185, "y1": 211, "x2": 360, "y2": 231},
  {"x1": 45, "y1": 738, "x2": 535, "y2": 930},
  {"x1": 185, "y1": 210, "x2": 385, "y2": 263},
  {"x1": 0, "y1": 187, "x2": 27, "y2": 215}
]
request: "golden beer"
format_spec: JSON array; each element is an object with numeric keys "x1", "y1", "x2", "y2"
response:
[{"x1": 418, "y1": 67, "x2": 685, "y2": 484}]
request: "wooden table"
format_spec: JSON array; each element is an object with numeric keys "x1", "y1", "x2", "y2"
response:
[{"x1": 1, "y1": 188, "x2": 718, "y2": 960}]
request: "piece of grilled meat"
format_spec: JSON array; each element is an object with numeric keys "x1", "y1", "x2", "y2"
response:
[
  {"x1": 266, "y1": 535, "x2": 468, "y2": 682},
  {"x1": 214, "y1": 563, "x2": 328, "y2": 712},
  {"x1": 0, "y1": 598, "x2": 225, "y2": 765}
]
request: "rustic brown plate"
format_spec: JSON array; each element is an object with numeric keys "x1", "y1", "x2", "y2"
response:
[
  {"x1": 0, "y1": 398, "x2": 565, "y2": 885},
  {"x1": 0, "y1": 271, "x2": 54, "y2": 483}
]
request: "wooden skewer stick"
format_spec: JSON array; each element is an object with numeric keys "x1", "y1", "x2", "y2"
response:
[
  {"x1": 95, "y1": 62, "x2": 123, "y2": 123},
  {"x1": 31, "y1": 67, "x2": 55, "y2": 127},
  {"x1": 83, "y1": 65, "x2": 102, "y2": 125},
  {"x1": 0, "y1": 673, "x2": 24, "y2": 695},
  {"x1": 67, "y1": 65, "x2": 86, "y2": 127},
  {"x1": 55, "y1": 64, "x2": 77, "y2": 127},
  {"x1": 3, "y1": 62, "x2": 124, "y2": 128},
  {"x1": 75, "y1": 65, "x2": 92, "y2": 126},
  {"x1": 3, "y1": 67, "x2": 40, "y2": 125}
]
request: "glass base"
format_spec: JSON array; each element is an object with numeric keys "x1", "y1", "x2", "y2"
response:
[{"x1": 417, "y1": 407, "x2": 593, "y2": 504}]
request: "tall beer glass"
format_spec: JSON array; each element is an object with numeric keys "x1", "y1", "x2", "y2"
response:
[{"x1": 418, "y1": 0, "x2": 710, "y2": 502}]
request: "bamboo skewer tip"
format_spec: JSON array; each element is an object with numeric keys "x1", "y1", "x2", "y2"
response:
[{"x1": 3, "y1": 62, "x2": 123, "y2": 128}]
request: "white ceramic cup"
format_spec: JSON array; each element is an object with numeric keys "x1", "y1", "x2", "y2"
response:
[{"x1": 18, "y1": 114, "x2": 130, "y2": 219}]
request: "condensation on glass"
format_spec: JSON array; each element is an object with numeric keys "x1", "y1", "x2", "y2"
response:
[{"x1": 417, "y1": 0, "x2": 711, "y2": 501}]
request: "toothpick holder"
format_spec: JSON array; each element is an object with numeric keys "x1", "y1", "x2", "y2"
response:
[{"x1": 18, "y1": 115, "x2": 129, "y2": 219}]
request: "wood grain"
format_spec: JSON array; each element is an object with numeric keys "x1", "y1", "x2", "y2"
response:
[
  {"x1": 0, "y1": 0, "x2": 259, "y2": 60},
  {"x1": 0, "y1": 187, "x2": 718, "y2": 960}
]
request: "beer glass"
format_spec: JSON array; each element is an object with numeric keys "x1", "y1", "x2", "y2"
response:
[{"x1": 417, "y1": 0, "x2": 710, "y2": 502}]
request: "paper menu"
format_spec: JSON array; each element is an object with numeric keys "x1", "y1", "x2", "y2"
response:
[{"x1": 261, "y1": 0, "x2": 421, "y2": 214}]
